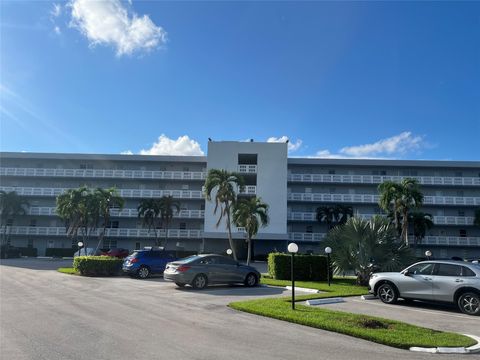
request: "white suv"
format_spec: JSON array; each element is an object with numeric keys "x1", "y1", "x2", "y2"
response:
[{"x1": 369, "y1": 260, "x2": 480, "y2": 316}]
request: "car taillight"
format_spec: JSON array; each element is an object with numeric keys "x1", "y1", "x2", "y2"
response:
[
  {"x1": 130, "y1": 258, "x2": 138, "y2": 263},
  {"x1": 177, "y1": 265, "x2": 191, "y2": 272}
]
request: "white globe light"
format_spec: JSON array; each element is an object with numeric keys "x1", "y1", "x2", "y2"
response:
[
  {"x1": 77, "y1": 241, "x2": 84, "y2": 247},
  {"x1": 287, "y1": 243, "x2": 298, "y2": 254},
  {"x1": 425, "y1": 250, "x2": 432, "y2": 257},
  {"x1": 226, "y1": 249, "x2": 233, "y2": 255},
  {"x1": 325, "y1": 247, "x2": 332, "y2": 254}
]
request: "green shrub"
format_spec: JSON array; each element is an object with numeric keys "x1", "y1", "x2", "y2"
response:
[
  {"x1": 268, "y1": 253, "x2": 330, "y2": 281},
  {"x1": 46, "y1": 248, "x2": 76, "y2": 257},
  {"x1": 73, "y1": 256, "x2": 123, "y2": 276}
]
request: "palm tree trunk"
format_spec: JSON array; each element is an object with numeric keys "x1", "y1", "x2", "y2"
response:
[
  {"x1": 164, "y1": 221, "x2": 169, "y2": 249},
  {"x1": 225, "y1": 204, "x2": 237, "y2": 261},
  {"x1": 401, "y1": 210, "x2": 409, "y2": 247},
  {"x1": 246, "y1": 236, "x2": 251, "y2": 265}
]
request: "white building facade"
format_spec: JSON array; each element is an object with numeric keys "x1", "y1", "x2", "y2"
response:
[{"x1": 1, "y1": 142, "x2": 479, "y2": 259}]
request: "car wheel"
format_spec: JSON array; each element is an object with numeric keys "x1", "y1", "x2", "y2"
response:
[
  {"x1": 192, "y1": 274, "x2": 208, "y2": 289},
  {"x1": 244, "y1": 273, "x2": 258, "y2": 287},
  {"x1": 175, "y1": 282, "x2": 186, "y2": 288},
  {"x1": 137, "y1": 266, "x2": 150, "y2": 279},
  {"x1": 377, "y1": 283, "x2": 398, "y2": 304},
  {"x1": 457, "y1": 292, "x2": 480, "y2": 316}
]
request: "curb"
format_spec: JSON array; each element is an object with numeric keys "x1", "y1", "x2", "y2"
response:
[
  {"x1": 410, "y1": 334, "x2": 480, "y2": 354},
  {"x1": 306, "y1": 298, "x2": 344, "y2": 306},
  {"x1": 285, "y1": 286, "x2": 320, "y2": 294}
]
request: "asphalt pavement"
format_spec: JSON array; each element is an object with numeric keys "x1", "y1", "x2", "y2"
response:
[{"x1": 0, "y1": 258, "x2": 471, "y2": 360}]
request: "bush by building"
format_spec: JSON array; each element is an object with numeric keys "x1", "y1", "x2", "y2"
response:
[
  {"x1": 267, "y1": 253, "x2": 330, "y2": 281},
  {"x1": 73, "y1": 256, "x2": 123, "y2": 276}
]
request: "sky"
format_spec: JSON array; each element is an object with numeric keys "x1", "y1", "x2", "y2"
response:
[{"x1": 1, "y1": 1, "x2": 479, "y2": 160}]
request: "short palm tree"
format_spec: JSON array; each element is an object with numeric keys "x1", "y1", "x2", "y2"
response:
[
  {"x1": 324, "y1": 216, "x2": 414, "y2": 286},
  {"x1": 232, "y1": 197, "x2": 269, "y2": 265},
  {"x1": 158, "y1": 195, "x2": 180, "y2": 249},
  {"x1": 137, "y1": 199, "x2": 161, "y2": 246},
  {"x1": 0, "y1": 190, "x2": 29, "y2": 245},
  {"x1": 408, "y1": 211, "x2": 434, "y2": 249},
  {"x1": 378, "y1": 178, "x2": 424, "y2": 246},
  {"x1": 204, "y1": 169, "x2": 245, "y2": 260},
  {"x1": 317, "y1": 204, "x2": 353, "y2": 229}
]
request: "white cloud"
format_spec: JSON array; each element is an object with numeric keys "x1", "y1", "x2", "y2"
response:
[
  {"x1": 267, "y1": 136, "x2": 303, "y2": 152},
  {"x1": 51, "y1": 3, "x2": 62, "y2": 18},
  {"x1": 340, "y1": 132, "x2": 424, "y2": 157},
  {"x1": 140, "y1": 135, "x2": 205, "y2": 156},
  {"x1": 69, "y1": 0, "x2": 167, "y2": 56},
  {"x1": 120, "y1": 150, "x2": 133, "y2": 155},
  {"x1": 54, "y1": 26, "x2": 61, "y2": 35}
]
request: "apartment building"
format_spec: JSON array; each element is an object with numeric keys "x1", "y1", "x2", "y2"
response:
[{"x1": 1, "y1": 141, "x2": 479, "y2": 258}]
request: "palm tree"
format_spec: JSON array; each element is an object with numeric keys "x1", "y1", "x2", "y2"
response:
[
  {"x1": 232, "y1": 197, "x2": 269, "y2": 265},
  {"x1": 324, "y1": 216, "x2": 414, "y2": 285},
  {"x1": 137, "y1": 199, "x2": 161, "y2": 246},
  {"x1": 204, "y1": 169, "x2": 245, "y2": 261},
  {"x1": 93, "y1": 187, "x2": 125, "y2": 253},
  {"x1": 158, "y1": 195, "x2": 180, "y2": 249},
  {"x1": 408, "y1": 211, "x2": 434, "y2": 249},
  {"x1": 316, "y1": 204, "x2": 353, "y2": 229},
  {"x1": 378, "y1": 178, "x2": 424, "y2": 246},
  {"x1": 0, "y1": 190, "x2": 29, "y2": 245}
]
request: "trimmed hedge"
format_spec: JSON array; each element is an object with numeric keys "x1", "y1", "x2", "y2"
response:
[
  {"x1": 73, "y1": 256, "x2": 123, "y2": 276},
  {"x1": 46, "y1": 248, "x2": 76, "y2": 258},
  {"x1": 268, "y1": 253, "x2": 331, "y2": 281}
]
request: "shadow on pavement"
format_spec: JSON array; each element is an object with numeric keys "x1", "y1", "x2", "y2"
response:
[
  {"x1": 174, "y1": 284, "x2": 287, "y2": 297},
  {"x1": 0, "y1": 258, "x2": 73, "y2": 271}
]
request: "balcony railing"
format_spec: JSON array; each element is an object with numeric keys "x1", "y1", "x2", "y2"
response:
[
  {"x1": 237, "y1": 165, "x2": 257, "y2": 174},
  {"x1": 409, "y1": 236, "x2": 480, "y2": 247},
  {"x1": 0, "y1": 226, "x2": 203, "y2": 238},
  {"x1": 288, "y1": 173, "x2": 480, "y2": 186},
  {"x1": 238, "y1": 186, "x2": 257, "y2": 195},
  {"x1": 287, "y1": 192, "x2": 480, "y2": 206},
  {"x1": 0, "y1": 167, "x2": 206, "y2": 181},
  {"x1": 288, "y1": 232, "x2": 326, "y2": 242},
  {"x1": 27, "y1": 207, "x2": 205, "y2": 219},
  {"x1": 0, "y1": 187, "x2": 204, "y2": 199}
]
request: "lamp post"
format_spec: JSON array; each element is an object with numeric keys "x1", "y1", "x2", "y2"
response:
[
  {"x1": 226, "y1": 249, "x2": 233, "y2": 256},
  {"x1": 425, "y1": 250, "x2": 432, "y2": 260},
  {"x1": 325, "y1": 247, "x2": 332, "y2": 286},
  {"x1": 287, "y1": 242, "x2": 298, "y2": 310},
  {"x1": 77, "y1": 241, "x2": 84, "y2": 256}
]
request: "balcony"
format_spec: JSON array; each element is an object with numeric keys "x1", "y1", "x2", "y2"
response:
[
  {"x1": 0, "y1": 226, "x2": 204, "y2": 238},
  {"x1": 237, "y1": 164, "x2": 257, "y2": 174},
  {"x1": 287, "y1": 192, "x2": 480, "y2": 206},
  {"x1": 238, "y1": 186, "x2": 257, "y2": 195},
  {"x1": 0, "y1": 187, "x2": 205, "y2": 200},
  {"x1": 288, "y1": 173, "x2": 480, "y2": 186},
  {"x1": 410, "y1": 236, "x2": 480, "y2": 247},
  {"x1": 288, "y1": 232, "x2": 326, "y2": 242},
  {"x1": 0, "y1": 167, "x2": 206, "y2": 181}
]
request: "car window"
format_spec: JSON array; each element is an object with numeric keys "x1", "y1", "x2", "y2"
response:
[
  {"x1": 408, "y1": 263, "x2": 434, "y2": 275},
  {"x1": 199, "y1": 256, "x2": 216, "y2": 265},
  {"x1": 461, "y1": 266, "x2": 476, "y2": 277},
  {"x1": 434, "y1": 264, "x2": 461, "y2": 277}
]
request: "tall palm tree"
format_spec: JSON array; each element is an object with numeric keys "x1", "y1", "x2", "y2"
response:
[
  {"x1": 378, "y1": 178, "x2": 424, "y2": 246},
  {"x1": 0, "y1": 190, "x2": 29, "y2": 245},
  {"x1": 94, "y1": 187, "x2": 125, "y2": 252},
  {"x1": 158, "y1": 195, "x2": 180, "y2": 249},
  {"x1": 204, "y1": 169, "x2": 245, "y2": 261},
  {"x1": 232, "y1": 197, "x2": 269, "y2": 265},
  {"x1": 324, "y1": 216, "x2": 414, "y2": 285},
  {"x1": 137, "y1": 198, "x2": 161, "y2": 246},
  {"x1": 408, "y1": 211, "x2": 434, "y2": 249}
]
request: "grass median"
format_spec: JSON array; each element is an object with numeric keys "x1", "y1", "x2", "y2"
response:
[
  {"x1": 229, "y1": 277, "x2": 477, "y2": 349},
  {"x1": 57, "y1": 267, "x2": 78, "y2": 275}
]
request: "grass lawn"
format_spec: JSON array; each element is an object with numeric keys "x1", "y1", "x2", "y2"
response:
[
  {"x1": 229, "y1": 277, "x2": 477, "y2": 349},
  {"x1": 57, "y1": 267, "x2": 78, "y2": 275}
]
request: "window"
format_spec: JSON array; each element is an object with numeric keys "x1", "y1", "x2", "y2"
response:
[
  {"x1": 183, "y1": 167, "x2": 189, "y2": 172},
  {"x1": 455, "y1": 171, "x2": 463, "y2": 177},
  {"x1": 328, "y1": 170, "x2": 335, "y2": 175},
  {"x1": 380, "y1": 170, "x2": 387, "y2": 176},
  {"x1": 407, "y1": 263, "x2": 434, "y2": 275},
  {"x1": 29, "y1": 219, "x2": 37, "y2": 227},
  {"x1": 135, "y1": 242, "x2": 141, "y2": 250},
  {"x1": 27, "y1": 239, "x2": 33, "y2": 248},
  {"x1": 458, "y1": 211, "x2": 465, "y2": 217},
  {"x1": 459, "y1": 229, "x2": 467, "y2": 237},
  {"x1": 329, "y1": 188, "x2": 336, "y2": 194},
  {"x1": 6, "y1": 219, "x2": 13, "y2": 226},
  {"x1": 456, "y1": 190, "x2": 464, "y2": 197},
  {"x1": 179, "y1": 222, "x2": 187, "y2": 230},
  {"x1": 107, "y1": 221, "x2": 119, "y2": 229},
  {"x1": 200, "y1": 204, "x2": 205, "y2": 210},
  {"x1": 461, "y1": 267, "x2": 476, "y2": 277},
  {"x1": 182, "y1": 184, "x2": 189, "y2": 190},
  {"x1": 79, "y1": 163, "x2": 93, "y2": 169},
  {"x1": 435, "y1": 264, "x2": 461, "y2": 277},
  {"x1": 305, "y1": 187, "x2": 312, "y2": 193},
  {"x1": 103, "y1": 240, "x2": 117, "y2": 249},
  {"x1": 306, "y1": 225, "x2": 313, "y2": 233}
]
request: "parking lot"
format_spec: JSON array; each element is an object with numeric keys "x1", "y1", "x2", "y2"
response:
[{"x1": 0, "y1": 258, "x2": 474, "y2": 360}]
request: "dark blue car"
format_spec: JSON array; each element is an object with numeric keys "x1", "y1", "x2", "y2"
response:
[{"x1": 123, "y1": 249, "x2": 177, "y2": 279}]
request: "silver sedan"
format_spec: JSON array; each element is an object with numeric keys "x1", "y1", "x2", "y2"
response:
[
  {"x1": 163, "y1": 254, "x2": 261, "y2": 289},
  {"x1": 369, "y1": 260, "x2": 480, "y2": 315}
]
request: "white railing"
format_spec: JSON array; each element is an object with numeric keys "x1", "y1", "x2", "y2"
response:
[
  {"x1": 410, "y1": 236, "x2": 480, "y2": 247},
  {"x1": 0, "y1": 167, "x2": 206, "y2": 181},
  {"x1": 238, "y1": 186, "x2": 257, "y2": 195},
  {"x1": 288, "y1": 173, "x2": 480, "y2": 186},
  {"x1": 0, "y1": 187, "x2": 204, "y2": 199},
  {"x1": 287, "y1": 212, "x2": 476, "y2": 226},
  {"x1": 237, "y1": 164, "x2": 257, "y2": 174},
  {"x1": 288, "y1": 232, "x2": 326, "y2": 242},
  {"x1": 0, "y1": 226, "x2": 203, "y2": 238},
  {"x1": 27, "y1": 207, "x2": 205, "y2": 219},
  {"x1": 287, "y1": 192, "x2": 480, "y2": 206}
]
